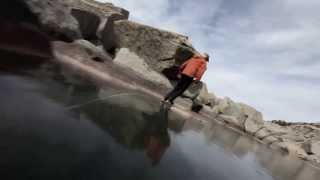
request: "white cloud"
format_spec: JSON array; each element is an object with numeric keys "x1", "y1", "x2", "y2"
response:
[{"x1": 100, "y1": 0, "x2": 320, "y2": 122}]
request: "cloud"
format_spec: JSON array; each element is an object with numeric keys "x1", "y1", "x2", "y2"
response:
[{"x1": 100, "y1": 0, "x2": 320, "y2": 122}]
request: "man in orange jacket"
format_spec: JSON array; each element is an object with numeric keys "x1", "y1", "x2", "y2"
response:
[{"x1": 163, "y1": 53, "x2": 209, "y2": 105}]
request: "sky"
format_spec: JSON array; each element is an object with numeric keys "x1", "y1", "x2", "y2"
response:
[{"x1": 99, "y1": 0, "x2": 320, "y2": 122}]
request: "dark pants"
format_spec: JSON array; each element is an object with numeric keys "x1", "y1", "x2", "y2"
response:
[{"x1": 164, "y1": 74, "x2": 193, "y2": 103}]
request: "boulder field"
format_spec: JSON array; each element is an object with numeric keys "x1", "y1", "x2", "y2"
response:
[{"x1": 1, "y1": 0, "x2": 319, "y2": 167}]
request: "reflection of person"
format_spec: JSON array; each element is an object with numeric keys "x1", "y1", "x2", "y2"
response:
[
  {"x1": 142, "y1": 105, "x2": 170, "y2": 166},
  {"x1": 163, "y1": 53, "x2": 209, "y2": 105}
]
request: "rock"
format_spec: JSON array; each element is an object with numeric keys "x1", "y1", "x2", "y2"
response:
[
  {"x1": 311, "y1": 142, "x2": 320, "y2": 156},
  {"x1": 99, "y1": 15, "x2": 122, "y2": 55},
  {"x1": 276, "y1": 142, "x2": 308, "y2": 158},
  {"x1": 0, "y1": 17, "x2": 52, "y2": 59},
  {"x1": 112, "y1": 20, "x2": 196, "y2": 74},
  {"x1": 70, "y1": 0, "x2": 129, "y2": 46},
  {"x1": 213, "y1": 97, "x2": 247, "y2": 124},
  {"x1": 194, "y1": 83, "x2": 217, "y2": 107},
  {"x1": 216, "y1": 114, "x2": 243, "y2": 129},
  {"x1": 0, "y1": 1, "x2": 52, "y2": 69},
  {"x1": 304, "y1": 141, "x2": 320, "y2": 157},
  {"x1": 183, "y1": 82, "x2": 216, "y2": 111},
  {"x1": 71, "y1": 9, "x2": 101, "y2": 42},
  {"x1": 183, "y1": 81, "x2": 204, "y2": 99},
  {"x1": 211, "y1": 97, "x2": 264, "y2": 134},
  {"x1": 23, "y1": 0, "x2": 82, "y2": 41},
  {"x1": 73, "y1": 40, "x2": 112, "y2": 62},
  {"x1": 0, "y1": 0, "x2": 40, "y2": 25},
  {"x1": 72, "y1": 0, "x2": 129, "y2": 20},
  {"x1": 113, "y1": 48, "x2": 172, "y2": 89},
  {"x1": 239, "y1": 103, "x2": 264, "y2": 134}
]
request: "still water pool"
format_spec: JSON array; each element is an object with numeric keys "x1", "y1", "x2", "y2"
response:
[{"x1": 0, "y1": 65, "x2": 319, "y2": 180}]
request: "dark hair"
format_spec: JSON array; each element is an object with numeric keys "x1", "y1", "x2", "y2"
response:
[{"x1": 203, "y1": 53, "x2": 209, "y2": 62}]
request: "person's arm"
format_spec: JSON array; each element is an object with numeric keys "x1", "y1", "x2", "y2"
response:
[{"x1": 179, "y1": 59, "x2": 189, "y2": 73}]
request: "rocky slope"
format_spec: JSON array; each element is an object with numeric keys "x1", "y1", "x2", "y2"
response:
[{"x1": 1, "y1": 0, "x2": 319, "y2": 167}]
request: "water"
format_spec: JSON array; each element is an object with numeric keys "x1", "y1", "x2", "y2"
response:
[{"x1": 0, "y1": 64, "x2": 319, "y2": 180}]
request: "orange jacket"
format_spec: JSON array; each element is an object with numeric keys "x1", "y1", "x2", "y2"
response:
[{"x1": 179, "y1": 55, "x2": 207, "y2": 81}]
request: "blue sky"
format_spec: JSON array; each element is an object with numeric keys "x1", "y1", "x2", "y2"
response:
[{"x1": 100, "y1": 0, "x2": 320, "y2": 122}]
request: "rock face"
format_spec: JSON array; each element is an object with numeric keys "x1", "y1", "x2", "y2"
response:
[
  {"x1": 73, "y1": 40, "x2": 112, "y2": 61},
  {"x1": 112, "y1": 20, "x2": 196, "y2": 74},
  {"x1": 23, "y1": 0, "x2": 82, "y2": 41},
  {"x1": 212, "y1": 97, "x2": 264, "y2": 133},
  {"x1": 113, "y1": 48, "x2": 172, "y2": 89},
  {"x1": 71, "y1": 9, "x2": 101, "y2": 42},
  {"x1": 70, "y1": 0, "x2": 129, "y2": 45},
  {"x1": 72, "y1": 0, "x2": 129, "y2": 20}
]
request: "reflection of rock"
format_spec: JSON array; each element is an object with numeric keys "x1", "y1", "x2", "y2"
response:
[
  {"x1": 203, "y1": 122, "x2": 241, "y2": 152},
  {"x1": 202, "y1": 121, "x2": 320, "y2": 180},
  {"x1": 77, "y1": 89, "x2": 172, "y2": 164}
]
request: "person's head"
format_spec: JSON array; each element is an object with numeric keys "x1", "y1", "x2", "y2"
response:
[{"x1": 203, "y1": 53, "x2": 210, "y2": 62}]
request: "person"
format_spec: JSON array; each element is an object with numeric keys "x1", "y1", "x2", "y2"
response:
[{"x1": 162, "y1": 53, "x2": 209, "y2": 105}]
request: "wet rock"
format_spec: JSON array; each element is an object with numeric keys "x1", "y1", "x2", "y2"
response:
[
  {"x1": 0, "y1": 1, "x2": 52, "y2": 70},
  {"x1": 216, "y1": 115, "x2": 243, "y2": 129},
  {"x1": 73, "y1": 40, "x2": 112, "y2": 62},
  {"x1": 0, "y1": 0, "x2": 40, "y2": 25},
  {"x1": 0, "y1": 18, "x2": 52, "y2": 59},
  {"x1": 113, "y1": 48, "x2": 172, "y2": 89},
  {"x1": 23, "y1": 0, "x2": 82, "y2": 41},
  {"x1": 112, "y1": 20, "x2": 196, "y2": 74},
  {"x1": 276, "y1": 142, "x2": 308, "y2": 158}
]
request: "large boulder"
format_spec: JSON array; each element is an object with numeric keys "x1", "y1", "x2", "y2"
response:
[
  {"x1": 212, "y1": 97, "x2": 264, "y2": 133},
  {"x1": 182, "y1": 82, "x2": 217, "y2": 111},
  {"x1": 239, "y1": 103, "x2": 264, "y2": 134},
  {"x1": 73, "y1": 40, "x2": 112, "y2": 62},
  {"x1": 110, "y1": 20, "x2": 196, "y2": 74},
  {"x1": 113, "y1": 48, "x2": 172, "y2": 89},
  {"x1": 72, "y1": 0, "x2": 129, "y2": 20},
  {"x1": 70, "y1": 0, "x2": 129, "y2": 45},
  {"x1": 71, "y1": 9, "x2": 101, "y2": 42},
  {"x1": 0, "y1": 0, "x2": 53, "y2": 69},
  {"x1": 23, "y1": 0, "x2": 82, "y2": 41}
]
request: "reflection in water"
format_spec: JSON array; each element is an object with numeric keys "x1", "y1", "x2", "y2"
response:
[
  {"x1": 142, "y1": 106, "x2": 170, "y2": 166},
  {"x1": 0, "y1": 65, "x2": 320, "y2": 180}
]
